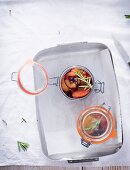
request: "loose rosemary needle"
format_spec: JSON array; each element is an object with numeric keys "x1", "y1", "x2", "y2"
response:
[
  {"x1": 2, "y1": 120, "x2": 7, "y2": 127},
  {"x1": 17, "y1": 141, "x2": 29, "y2": 152},
  {"x1": 125, "y1": 15, "x2": 130, "y2": 19},
  {"x1": 21, "y1": 118, "x2": 27, "y2": 123}
]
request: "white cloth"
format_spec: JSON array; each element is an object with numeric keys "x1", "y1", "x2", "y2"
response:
[{"x1": 0, "y1": 0, "x2": 130, "y2": 166}]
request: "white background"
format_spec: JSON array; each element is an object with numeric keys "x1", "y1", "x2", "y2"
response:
[{"x1": 0, "y1": 0, "x2": 130, "y2": 167}]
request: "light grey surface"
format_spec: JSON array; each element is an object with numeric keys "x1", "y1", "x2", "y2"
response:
[
  {"x1": 0, "y1": 0, "x2": 130, "y2": 167},
  {"x1": 33, "y1": 43, "x2": 122, "y2": 160}
]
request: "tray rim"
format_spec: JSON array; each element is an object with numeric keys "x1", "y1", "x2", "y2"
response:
[{"x1": 33, "y1": 42, "x2": 123, "y2": 161}]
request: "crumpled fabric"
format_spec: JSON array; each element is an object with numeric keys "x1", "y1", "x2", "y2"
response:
[{"x1": 0, "y1": 0, "x2": 130, "y2": 167}]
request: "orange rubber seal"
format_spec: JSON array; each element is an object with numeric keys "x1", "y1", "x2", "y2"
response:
[
  {"x1": 18, "y1": 59, "x2": 48, "y2": 95},
  {"x1": 76, "y1": 106, "x2": 117, "y2": 144}
]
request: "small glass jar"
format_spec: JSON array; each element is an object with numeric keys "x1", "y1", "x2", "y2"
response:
[
  {"x1": 76, "y1": 106, "x2": 116, "y2": 144},
  {"x1": 59, "y1": 65, "x2": 94, "y2": 100}
]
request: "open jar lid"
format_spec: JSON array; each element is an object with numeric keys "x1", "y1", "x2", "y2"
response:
[
  {"x1": 17, "y1": 60, "x2": 48, "y2": 95},
  {"x1": 76, "y1": 106, "x2": 117, "y2": 144}
]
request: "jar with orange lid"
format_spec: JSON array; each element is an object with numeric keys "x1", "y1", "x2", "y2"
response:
[{"x1": 76, "y1": 105, "x2": 117, "y2": 145}]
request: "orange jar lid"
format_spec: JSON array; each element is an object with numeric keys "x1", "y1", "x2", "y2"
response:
[{"x1": 76, "y1": 106, "x2": 116, "y2": 144}]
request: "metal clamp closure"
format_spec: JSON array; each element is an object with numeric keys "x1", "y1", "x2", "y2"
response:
[
  {"x1": 94, "y1": 80, "x2": 105, "y2": 94},
  {"x1": 81, "y1": 139, "x2": 91, "y2": 148},
  {"x1": 48, "y1": 76, "x2": 59, "y2": 86},
  {"x1": 101, "y1": 102, "x2": 111, "y2": 111}
]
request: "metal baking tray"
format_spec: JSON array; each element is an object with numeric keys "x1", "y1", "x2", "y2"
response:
[{"x1": 33, "y1": 42, "x2": 123, "y2": 162}]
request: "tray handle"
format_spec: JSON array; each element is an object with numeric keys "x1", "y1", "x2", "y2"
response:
[
  {"x1": 11, "y1": 72, "x2": 18, "y2": 82},
  {"x1": 68, "y1": 157, "x2": 99, "y2": 163}
]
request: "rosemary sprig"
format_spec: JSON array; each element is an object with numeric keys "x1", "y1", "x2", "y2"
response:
[
  {"x1": 78, "y1": 85, "x2": 89, "y2": 90},
  {"x1": 2, "y1": 120, "x2": 7, "y2": 126},
  {"x1": 21, "y1": 118, "x2": 27, "y2": 123},
  {"x1": 17, "y1": 141, "x2": 29, "y2": 152},
  {"x1": 75, "y1": 71, "x2": 92, "y2": 89},
  {"x1": 84, "y1": 119, "x2": 101, "y2": 131},
  {"x1": 125, "y1": 15, "x2": 130, "y2": 19}
]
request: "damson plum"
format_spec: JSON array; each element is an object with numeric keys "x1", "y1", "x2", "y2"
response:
[
  {"x1": 66, "y1": 91, "x2": 72, "y2": 98},
  {"x1": 99, "y1": 115, "x2": 108, "y2": 131},
  {"x1": 82, "y1": 114, "x2": 98, "y2": 135},
  {"x1": 65, "y1": 79, "x2": 77, "y2": 89},
  {"x1": 65, "y1": 68, "x2": 80, "y2": 78},
  {"x1": 61, "y1": 77, "x2": 70, "y2": 92},
  {"x1": 72, "y1": 89, "x2": 91, "y2": 98}
]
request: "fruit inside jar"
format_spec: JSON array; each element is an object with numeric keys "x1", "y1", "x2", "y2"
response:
[
  {"x1": 82, "y1": 112, "x2": 108, "y2": 137},
  {"x1": 60, "y1": 67, "x2": 93, "y2": 99}
]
